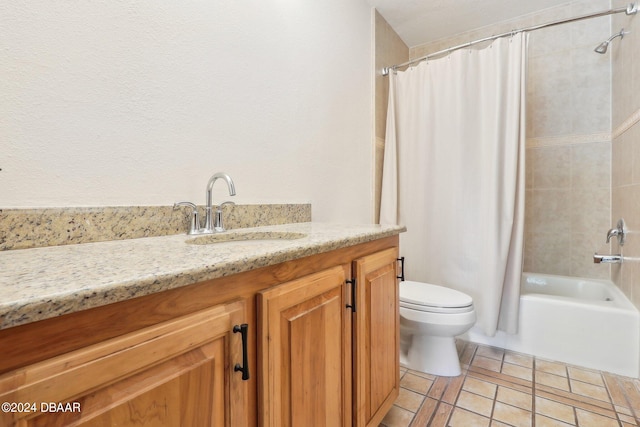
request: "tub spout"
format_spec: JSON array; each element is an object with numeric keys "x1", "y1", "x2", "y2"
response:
[{"x1": 593, "y1": 253, "x2": 623, "y2": 264}]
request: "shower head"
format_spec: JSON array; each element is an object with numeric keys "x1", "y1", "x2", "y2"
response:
[{"x1": 594, "y1": 29, "x2": 628, "y2": 54}]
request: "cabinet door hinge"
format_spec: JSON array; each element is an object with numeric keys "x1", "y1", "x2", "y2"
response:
[{"x1": 345, "y1": 278, "x2": 356, "y2": 312}]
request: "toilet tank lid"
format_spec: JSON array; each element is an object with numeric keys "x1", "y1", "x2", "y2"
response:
[{"x1": 400, "y1": 281, "x2": 473, "y2": 308}]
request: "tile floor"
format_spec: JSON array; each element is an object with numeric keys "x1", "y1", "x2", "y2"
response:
[{"x1": 381, "y1": 341, "x2": 640, "y2": 427}]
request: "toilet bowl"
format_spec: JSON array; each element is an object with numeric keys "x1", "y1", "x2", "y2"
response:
[{"x1": 400, "y1": 281, "x2": 476, "y2": 376}]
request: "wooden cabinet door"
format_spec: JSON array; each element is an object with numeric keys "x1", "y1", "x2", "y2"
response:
[
  {"x1": 258, "y1": 266, "x2": 352, "y2": 427},
  {"x1": 0, "y1": 300, "x2": 248, "y2": 427},
  {"x1": 353, "y1": 248, "x2": 400, "y2": 427}
]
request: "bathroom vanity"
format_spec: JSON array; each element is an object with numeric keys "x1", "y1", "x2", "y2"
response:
[{"x1": 0, "y1": 223, "x2": 404, "y2": 426}]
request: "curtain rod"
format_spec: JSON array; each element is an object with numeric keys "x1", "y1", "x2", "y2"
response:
[{"x1": 382, "y1": 2, "x2": 638, "y2": 76}]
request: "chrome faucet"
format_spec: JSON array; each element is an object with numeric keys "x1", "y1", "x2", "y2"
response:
[
  {"x1": 174, "y1": 172, "x2": 236, "y2": 235},
  {"x1": 204, "y1": 172, "x2": 236, "y2": 233},
  {"x1": 594, "y1": 218, "x2": 627, "y2": 265},
  {"x1": 606, "y1": 218, "x2": 626, "y2": 246}
]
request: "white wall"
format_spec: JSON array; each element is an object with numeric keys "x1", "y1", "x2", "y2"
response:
[{"x1": 1, "y1": 1, "x2": 374, "y2": 223}]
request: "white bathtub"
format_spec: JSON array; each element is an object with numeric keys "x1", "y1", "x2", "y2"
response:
[{"x1": 463, "y1": 273, "x2": 640, "y2": 377}]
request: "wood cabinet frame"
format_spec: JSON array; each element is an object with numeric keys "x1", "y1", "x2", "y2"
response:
[{"x1": 0, "y1": 235, "x2": 399, "y2": 426}]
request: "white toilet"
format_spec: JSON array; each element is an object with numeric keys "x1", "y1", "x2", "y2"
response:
[{"x1": 400, "y1": 281, "x2": 476, "y2": 376}]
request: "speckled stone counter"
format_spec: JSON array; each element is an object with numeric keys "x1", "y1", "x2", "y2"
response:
[
  {"x1": 0, "y1": 222, "x2": 404, "y2": 330},
  {"x1": 0, "y1": 204, "x2": 311, "y2": 250}
]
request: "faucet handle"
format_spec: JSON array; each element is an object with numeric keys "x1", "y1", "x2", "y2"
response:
[
  {"x1": 606, "y1": 218, "x2": 627, "y2": 246},
  {"x1": 606, "y1": 228, "x2": 619, "y2": 243},
  {"x1": 214, "y1": 201, "x2": 236, "y2": 232},
  {"x1": 174, "y1": 202, "x2": 201, "y2": 235}
]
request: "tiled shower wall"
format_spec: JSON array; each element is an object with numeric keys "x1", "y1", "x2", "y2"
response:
[
  {"x1": 525, "y1": 1, "x2": 613, "y2": 280},
  {"x1": 612, "y1": 0, "x2": 640, "y2": 308},
  {"x1": 406, "y1": 0, "x2": 614, "y2": 280}
]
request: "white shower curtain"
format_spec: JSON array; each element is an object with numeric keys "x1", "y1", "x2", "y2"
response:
[{"x1": 380, "y1": 34, "x2": 526, "y2": 336}]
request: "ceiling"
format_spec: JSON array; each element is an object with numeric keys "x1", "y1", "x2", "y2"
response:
[{"x1": 368, "y1": 0, "x2": 576, "y2": 47}]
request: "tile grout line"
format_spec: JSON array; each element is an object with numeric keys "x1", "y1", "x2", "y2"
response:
[
  {"x1": 409, "y1": 369, "x2": 421, "y2": 427},
  {"x1": 488, "y1": 369, "x2": 499, "y2": 426},
  {"x1": 635, "y1": 377, "x2": 640, "y2": 425},
  {"x1": 461, "y1": 341, "x2": 500, "y2": 426},
  {"x1": 631, "y1": 377, "x2": 640, "y2": 425},
  {"x1": 492, "y1": 346, "x2": 506, "y2": 425},
  {"x1": 601, "y1": 371, "x2": 625, "y2": 427},
  {"x1": 619, "y1": 375, "x2": 640, "y2": 425},
  {"x1": 410, "y1": 369, "x2": 438, "y2": 427},
  {"x1": 428, "y1": 342, "x2": 470, "y2": 427},
  {"x1": 442, "y1": 374, "x2": 456, "y2": 425},
  {"x1": 531, "y1": 356, "x2": 537, "y2": 427},
  {"x1": 427, "y1": 383, "x2": 445, "y2": 426},
  {"x1": 564, "y1": 363, "x2": 580, "y2": 426}
]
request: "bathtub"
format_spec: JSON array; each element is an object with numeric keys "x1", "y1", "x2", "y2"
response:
[{"x1": 463, "y1": 273, "x2": 640, "y2": 377}]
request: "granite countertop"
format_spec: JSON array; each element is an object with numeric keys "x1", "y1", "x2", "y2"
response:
[{"x1": 0, "y1": 222, "x2": 405, "y2": 330}]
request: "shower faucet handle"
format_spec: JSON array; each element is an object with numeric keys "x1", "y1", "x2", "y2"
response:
[{"x1": 606, "y1": 218, "x2": 626, "y2": 246}]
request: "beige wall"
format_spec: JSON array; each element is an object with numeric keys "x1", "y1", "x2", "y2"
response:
[
  {"x1": 2, "y1": 1, "x2": 374, "y2": 224},
  {"x1": 612, "y1": 0, "x2": 640, "y2": 308},
  {"x1": 409, "y1": 0, "x2": 613, "y2": 279},
  {"x1": 374, "y1": 11, "x2": 409, "y2": 223}
]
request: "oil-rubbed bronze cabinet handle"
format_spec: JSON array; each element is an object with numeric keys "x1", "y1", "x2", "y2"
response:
[
  {"x1": 233, "y1": 323, "x2": 250, "y2": 380},
  {"x1": 346, "y1": 279, "x2": 356, "y2": 312}
]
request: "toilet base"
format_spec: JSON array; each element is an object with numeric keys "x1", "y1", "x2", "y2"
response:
[{"x1": 403, "y1": 335, "x2": 462, "y2": 377}]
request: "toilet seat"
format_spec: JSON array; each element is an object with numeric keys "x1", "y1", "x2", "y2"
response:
[{"x1": 400, "y1": 281, "x2": 473, "y2": 314}]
